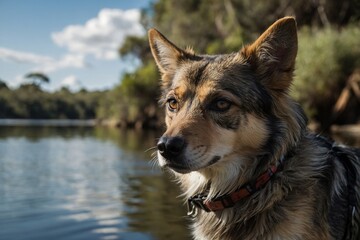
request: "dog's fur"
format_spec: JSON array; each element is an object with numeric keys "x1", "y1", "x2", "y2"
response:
[{"x1": 149, "y1": 17, "x2": 360, "y2": 240}]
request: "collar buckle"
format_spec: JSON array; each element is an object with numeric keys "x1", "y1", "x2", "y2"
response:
[
  {"x1": 187, "y1": 194, "x2": 209, "y2": 217},
  {"x1": 187, "y1": 199, "x2": 198, "y2": 217}
]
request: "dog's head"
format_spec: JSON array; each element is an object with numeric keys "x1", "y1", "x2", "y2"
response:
[{"x1": 149, "y1": 17, "x2": 304, "y2": 174}]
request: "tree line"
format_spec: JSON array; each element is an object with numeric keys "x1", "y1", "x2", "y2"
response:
[{"x1": 0, "y1": 79, "x2": 105, "y2": 119}]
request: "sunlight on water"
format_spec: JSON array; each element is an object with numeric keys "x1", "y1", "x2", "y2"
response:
[{"x1": 0, "y1": 127, "x2": 190, "y2": 240}]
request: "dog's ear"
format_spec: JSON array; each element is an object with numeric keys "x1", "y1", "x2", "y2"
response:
[
  {"x1": 148, "y1": 28, "x2": 188, "y2": 76},
  {"x1": 242, "y1": 17, "x2": 298, "y2": 92}
]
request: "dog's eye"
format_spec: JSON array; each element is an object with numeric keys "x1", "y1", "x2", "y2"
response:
[
  {"x1": 210, "y1": 99, "x2": 232, "y2": 112},
  {"x1": 167, "y1": 98, "x2": 178, "y2": 112}
]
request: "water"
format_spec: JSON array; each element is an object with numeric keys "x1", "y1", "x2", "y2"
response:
[
  {"x1": 0, "y1": 127, "x2": 191, "y2": 240},
  {"x1": 0, "y1": 126, "x2": 359, "y2": 240}
]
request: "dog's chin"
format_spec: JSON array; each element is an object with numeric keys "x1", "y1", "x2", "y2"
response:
[
  {"x1": 159, "y1": 155, "x2": 221, "y2": 174},
  {"x1": 163, "y1": 162, "x2": 193, "y2": 174}
]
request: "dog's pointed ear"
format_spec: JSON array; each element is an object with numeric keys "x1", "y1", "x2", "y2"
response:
[
  {"x1": 148, "y1": 28, "x2": 187, "y2": 75},
  {"x1": 242, "y1": 17, "x2": 298, "y2": 92}
]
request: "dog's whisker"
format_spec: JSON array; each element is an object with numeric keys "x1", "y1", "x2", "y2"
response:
[
  {"x1": 149, "y1": 153, "x2": 160, "y2": 170},
  {"x1": 145, "y1": 146, "x2": 157, "y2": 153},
  {"x1": 150, "y1": 151, "x2": 157, "y2": 157}
]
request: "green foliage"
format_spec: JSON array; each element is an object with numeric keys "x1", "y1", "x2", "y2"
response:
[
  {"x1": 0, "y1": 85, "x2": 105, "y2": 119},
  {"x1": 150, "y1": 0, "x2": 360, "y2": 54},
  {"x1": 293, "y1": 25, "x2": 360, "y2": 123},
  {"x1": 152, "y1": 0, "x2": 245, "y2": 54},
  {"x1": 97, "y1": 62, "x2": 161, "y2": 128}
]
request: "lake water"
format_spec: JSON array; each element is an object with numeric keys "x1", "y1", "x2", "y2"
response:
[
  {"x1": 0, "y1": 127, "x2": 190, "y2": 240},
  {"x1": 0, "y1": 126, "x2": 359, "y2": 240}
]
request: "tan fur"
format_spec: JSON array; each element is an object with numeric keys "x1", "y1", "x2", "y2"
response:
[
  {"x1": 234, "y1": 114, "x2": 269, "y2": 152},
  {"x1": 149, "y1": 17, "x2": 360, "y2": 240}
]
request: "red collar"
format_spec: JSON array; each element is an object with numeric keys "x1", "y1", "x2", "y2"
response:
[{"x1": 187, "y1": 157, "x2": 284, "y2": 217}]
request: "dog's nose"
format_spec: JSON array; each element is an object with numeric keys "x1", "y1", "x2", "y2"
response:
[{"x1": 157, "y1": 136, "x2": 185, "y2": 159}]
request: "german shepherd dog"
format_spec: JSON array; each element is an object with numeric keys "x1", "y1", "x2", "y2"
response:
[{"x1": 148, "y1": 17, "x2": 360, "y2": 240}]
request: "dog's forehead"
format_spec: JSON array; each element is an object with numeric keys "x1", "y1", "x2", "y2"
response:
[
  {"x1": 171, "y1": 63, "x2": 217, "y2": 101},
  {"x1": 171, "y1": 54, "x2": 249, "y2": 100}
]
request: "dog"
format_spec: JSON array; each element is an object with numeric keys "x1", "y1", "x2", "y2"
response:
[{"x1": 148, "y1": 17, "x2": 360, "y2": 240}]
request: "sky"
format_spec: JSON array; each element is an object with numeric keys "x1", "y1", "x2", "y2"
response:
[{"x1": 0, "y1": 0, "x2": 153, "y2": 91}]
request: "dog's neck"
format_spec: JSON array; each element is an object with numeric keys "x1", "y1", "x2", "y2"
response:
[{"x1": 176, "y1": 152, "x2": 285, "y2": 201}]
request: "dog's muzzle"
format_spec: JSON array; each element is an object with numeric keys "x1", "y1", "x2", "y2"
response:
[
  {"x1": 157, "y1": 136, "x2": 190, "y2": 173},
  {"x1": 157, "y1": 136, "x2": 186, "y2": 160}
]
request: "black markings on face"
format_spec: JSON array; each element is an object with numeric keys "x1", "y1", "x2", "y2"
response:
[
  {"x1": 208, "y1": 155, "x2": 221, "y2": 165},
  {"x1": 218, "y1": 73, "x2": 273, "y2": 116},
  {"x1": 205, "y1": 64, "x2": 272, "y2": 131},
  {"x1": 187, "y1": 61, "x2": 210, "y2": 87},
  {"x1": 210, "y1": 110, "x2": 242, "y2": 130},
  {"x1": 266, "y1": 114, "x2": 287, "y2": 155}
]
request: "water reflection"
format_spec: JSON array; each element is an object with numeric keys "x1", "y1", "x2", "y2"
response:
[{"x1": 0, "y1": 127, "x2": 190, "y2": 240}]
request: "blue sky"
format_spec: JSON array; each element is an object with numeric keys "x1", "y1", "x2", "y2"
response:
[{"x1": 0, "y1": 0, "x2": 153, "y2": 91}]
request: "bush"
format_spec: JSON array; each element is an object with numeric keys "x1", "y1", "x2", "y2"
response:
[
  {"x1": 293, "y1": 25, "x2": 360, "y2": 125},
  {"x1": 96, "y1": 62, "x2": 163, "y2": 128}
]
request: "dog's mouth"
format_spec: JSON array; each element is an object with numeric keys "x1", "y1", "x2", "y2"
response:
[{"x1": 162, "y1": 155, "x2": 221, "y2": 174}]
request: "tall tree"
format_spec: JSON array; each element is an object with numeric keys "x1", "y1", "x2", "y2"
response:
[{"x1": 25, "y1": 72, "x2": 50, "y2": 87}]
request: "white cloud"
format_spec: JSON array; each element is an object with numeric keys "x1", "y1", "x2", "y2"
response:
[
  {"x1": 0, "y1": 47, "x2": 53, "y2": 64},
  {"x1": 1, "y1": 8, "x2": 145, "y2": 90},
  {"x1": 51, "y1": 8, "x2": 145, "y2": 60},
  {"x1": 0, "y1": 47, "x2": 87, "y2": 73},
  {"x1": 60, "y1": 75, "x2": 82, "y2": 90},
  {"x1": 33, "y1": 54, "x2": 87, "y2": 73}
]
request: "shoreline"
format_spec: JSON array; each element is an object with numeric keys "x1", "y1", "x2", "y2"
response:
[
  {"x1": 0, "y1": 118, "x2": 161, "y2": 129},
  {"x1": 0, "y1": 119, "x2": 97, "y2": 127},
  {"x1": 0, "y1": 119, "x2": 359, "y2": 135}
]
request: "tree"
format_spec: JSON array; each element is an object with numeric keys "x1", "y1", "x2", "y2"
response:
[
  {"x1": 25, "y1": 72, "x2": 50, "y2": 87},
  {"x1": 151, "y1": 0, "x2": 360, "y2": 54}
]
